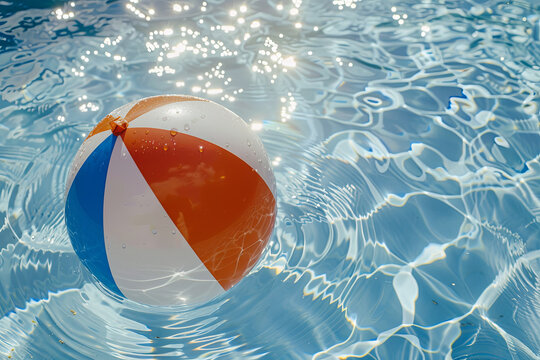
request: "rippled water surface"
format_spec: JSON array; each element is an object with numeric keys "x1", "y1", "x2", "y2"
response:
[{"x1": 0, "y1": 0, "x2": 539, "y2": 358}]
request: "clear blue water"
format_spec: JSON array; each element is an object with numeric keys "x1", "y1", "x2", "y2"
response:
[{"x1": 0, "y1": 0, "x2": 539, "y2": 358}]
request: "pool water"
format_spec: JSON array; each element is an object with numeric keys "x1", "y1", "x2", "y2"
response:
[{"x1": 0, "y1": 0, "x2": 539, "y2": 359}]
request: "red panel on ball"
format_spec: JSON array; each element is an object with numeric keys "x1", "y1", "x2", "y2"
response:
[{"x1": 121, "y1": 127, "x2": 276, "y2": 290}]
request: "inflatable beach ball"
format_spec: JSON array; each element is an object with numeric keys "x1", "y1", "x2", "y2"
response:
[{"x1": 64, "y1": 95, "x2": 277, "y2": 306}]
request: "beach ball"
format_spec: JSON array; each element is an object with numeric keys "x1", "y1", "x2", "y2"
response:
[{"x1": 64, "y1": 95, "x2": 276, "y2": 306}]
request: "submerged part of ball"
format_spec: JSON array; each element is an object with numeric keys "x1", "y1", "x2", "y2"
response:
[{"x1": 65, "y1": 95, "x2": 276, "y2": 306}]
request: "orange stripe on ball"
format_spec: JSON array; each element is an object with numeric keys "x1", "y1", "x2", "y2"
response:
[
  {"x1": 87, "y1": 95, "x2": 205, "y2": 139},
  {"x1": 122, "y1": 127, "x2": 276, "y2": 290}
]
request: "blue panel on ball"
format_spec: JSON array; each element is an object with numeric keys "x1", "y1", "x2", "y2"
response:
[{"x1": 65, "y1": 134, "x2": 124, "y2": 298}]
